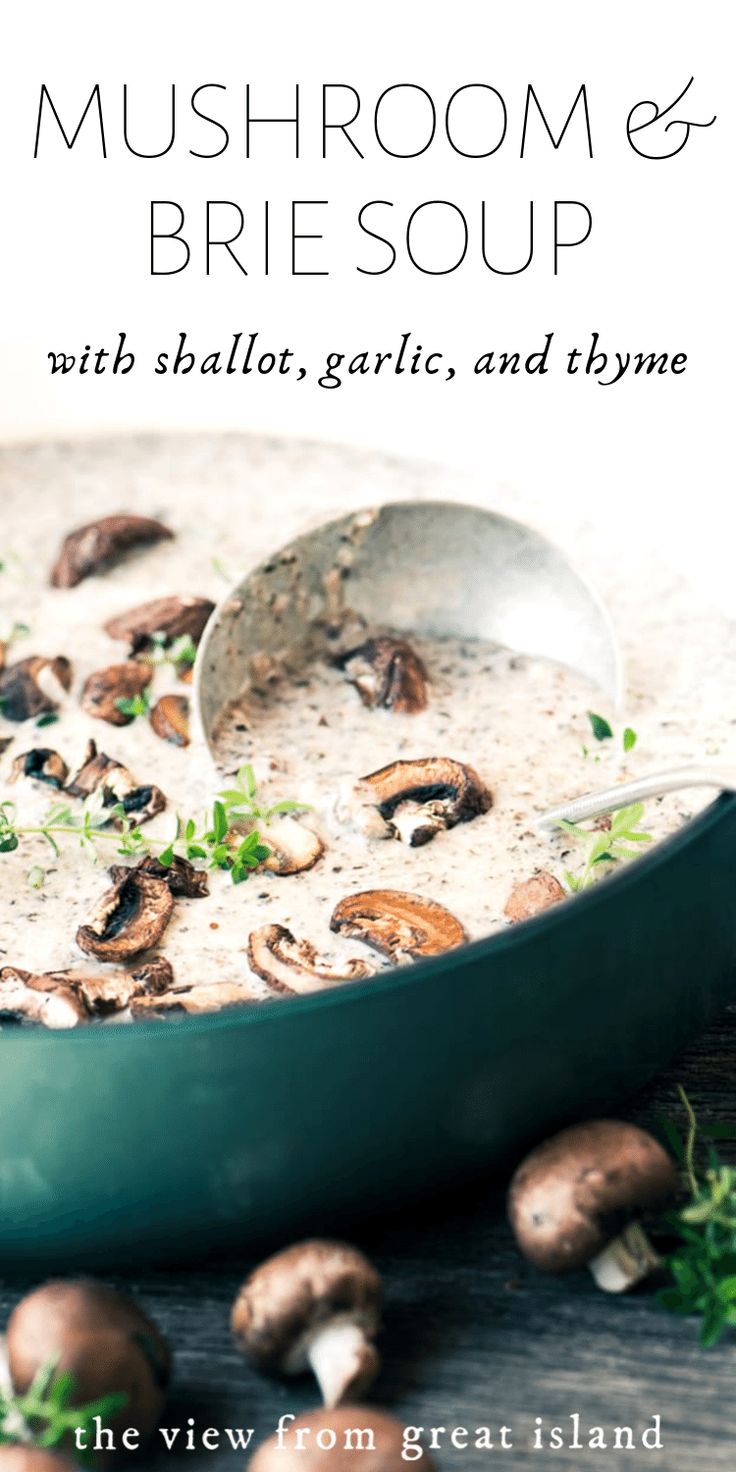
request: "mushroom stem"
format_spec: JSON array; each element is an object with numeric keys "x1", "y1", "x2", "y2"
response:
[
  {"x1": 588, "y1": 1221, "x2": 662, "y2": 1293},
  {"x1": 305, "y1": 1317, "x2": 380, "y2": 1409}
]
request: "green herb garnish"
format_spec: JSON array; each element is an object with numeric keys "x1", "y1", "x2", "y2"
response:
[
  {"x1": 0, "y1": 766, "x2": 311, "y2": 887},
  {"x1": 35, "y1": 711, "x2": 59, "y2": 729},
  {"x1": 659, "y1": 1088, "x2": 736, "y2": 1347},
  {"x1": 623, "y1": 726, "x2": 638, "y2": 753},
  {"x1": 0, "y1": 1361, "x2": 126, "y2": 1464},
  {"x1": 115, "y1": 688, "x2": 151, "y2": 720},
  {"x1": 587, "y1": 711, "x2": 614, "y2": 742},
  {"x1": 558, "y1": 802, "x2": 653, "y2": 891},
  {"x1": 142, "y1": 631, "x2": 198, "y2": 672}
]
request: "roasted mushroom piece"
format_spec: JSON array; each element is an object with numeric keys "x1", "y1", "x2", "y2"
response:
[
  {"x1": 257, "y1": 816, "x2": 324, "y2": 875},
  {"x1": 7, "y1": 1280, "x2": 170, "y2": 1442},
  {"x1": 112, "y1": 854, "x2": 209, "y2": 899},
  {"x1": 65, "y1": 740, "x2": 166, "y2": 827},
  {"x1": 50, "y1": 513, "x2": 173, "y2": 588},
  {"x1": 232, "y1": 1241, "x2": 382, "y2": 1409},
  {"x1": 81, "y1": 662, "x2": 152, "y2": 726},
  {"x1": 150, "y1": 694, "x2": 190, "y2": 746},
  {"x1": 504, "y1": 871, "x2": 566, "y2": 923},
  {"x1": 250, "y1": 1407, "x2": 437, "y2": 1471},
  {"x1": 0, "y1": 656, "x2": 72, "y2": 722},
  {"x1": 10, "y1": 747, "x2": 69, "y2": 789},
  {"x1": 342, "y1": 756, "x2": 492, "y2": 846},
  {"x1": 248, "y1": 925, "x2": 375, "y2": 995},
  {"x1": 509, "y1": 1120, "x2": 679, "y2": 1292},
  {"x1": 331, "y1": 890, "x2": 466, "y2": 962},
  {"x1": 337, "y1": 635, "x2": 428, "y2": 713},
  {"x1": 76, "y1": 869, "x2": 174, "y2": 961},
  {"x1": 104, "y1": 593, "x2": 214, "y2": 653},
  {"x1": 0, "y1": 968, "x2": 88, "y2": 1029}
]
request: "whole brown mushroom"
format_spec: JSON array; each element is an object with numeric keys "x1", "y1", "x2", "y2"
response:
[
  {"x1": 249, "y1": 1407, "x2": 438, "y2": 1470},
  {"x1": 232, "y1": 1241, "x2": 382, "y2": 1409},
  {"x1": 508, "y1": 1120, "x2": 678, "y2": 1292},
  {"x1": 7, "y1": 1280, "x2": 170, "y2": 1442},
  {"x1": 0, "y1": 1452, "x2": 81, "y2": 1470}
]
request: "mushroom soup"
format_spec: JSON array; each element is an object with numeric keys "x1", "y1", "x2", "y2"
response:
[{"x1": 0, "y1": 465, "x2": 722, "y2": 1027}]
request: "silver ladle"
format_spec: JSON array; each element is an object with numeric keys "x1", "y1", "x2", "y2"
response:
[{"x1": 194, "y1": 500, "x2": 623, "y2": 755}]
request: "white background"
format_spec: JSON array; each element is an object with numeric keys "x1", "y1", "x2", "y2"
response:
[{"x1": 1, "y1": 0, "x2": 734, "y2": 611}]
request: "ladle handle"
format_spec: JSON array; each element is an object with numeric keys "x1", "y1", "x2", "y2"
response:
[{"x1": 536, "y1": 764, "x2": 736, "y2": 832}]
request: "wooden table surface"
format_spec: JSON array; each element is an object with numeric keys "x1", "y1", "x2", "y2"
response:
[{"x1": 2, "y1": 1007, "x2": 735, "y2": 1472}]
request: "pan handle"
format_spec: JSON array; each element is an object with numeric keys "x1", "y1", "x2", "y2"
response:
[{"x1": 536, "y1": 764, "x2": 736, "y2": 832}]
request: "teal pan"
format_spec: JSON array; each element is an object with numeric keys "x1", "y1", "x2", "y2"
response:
[{"x1": 0, "y1": 795, "x2": 734, "y2": 1268}]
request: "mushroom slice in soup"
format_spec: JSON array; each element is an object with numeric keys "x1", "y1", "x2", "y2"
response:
[
  {"x1": 330, "y1": 889, "x2": 466, "y2": 962},
  {"x1": 504, "y1": 871, "x2": 566, "y2": 923},
  {"x1": 50, "y1": 513, "x2": 173, "y2": 588},
  {"x1": 104, "y1": 594, "x2": 214, "y2": 654},
  {"x1": 341, "y1": 755, "x2": 492, "y2": 846},
  {"x1": 81, "y1": 662, "x2": 152, "y2": 727},
  {"x1": 247, "y1": 924, "x2": 375, "y2": 995},
  {"x1": 0, "y1": 968, "x2": 88, "y2": 1028},
  {"x1": 336, "y1": 635, "x2": 428, "y2": 713},
  {"x1": 10, "y1": 747, "x2": 69, "y2": 789},
  {"x1": 76, "y1": 869, "x2": 174, "y2": 962},
  {"x1": 0, "y1": 655, "x2": 71, "y2": 722}
]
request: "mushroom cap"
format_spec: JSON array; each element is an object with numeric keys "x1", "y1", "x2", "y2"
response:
[
  {"x1": 0, "y1": 656, "x2": 71, "y2": 722},
  {"x1": 258, "y1": 816, "x2": 324, "y2": 875},
  {"x1": 50, "y1": 514, "x2": 173, "y2": 588},
  {"x1": 103, "y1": 594, "x2": 214, "y2": 650},
  {"x1": 338, "y1": 636, "x2": 428, "y2": 714},
  {"x1": 247, "y1": 924, "x2": 374, "y2": 996},
  {"x1": 150, "y1": 694, "x2": 190, "y2": 747},
  {"x1": 330, "y1": 890, "x2": 466, "y2": 962},
  {"x1": 81, "y1": 663, "x2": 152, "y2": 727},
  {"x1": 7, "y1": 1280, "x2": 170, "y2": 1440},
  {"x1": 508, "y1": 1120, "x2": 678, "y2": 1272},
  {"x1": 503, "y1": 871, "x2": 566, "y2": 924},
  {"x1": 0, "y1": 1451, "x2": 81, "y2": 1470},
  {"x1": 76, "y1": 869, "x2": 174, "y2": 961},
  {"x1": 231, "y1": 1241, "x2": 382, "y2": 1374},
  {"x1": 250, "y1": 1407, "x2": 437, "y2": 1471}
]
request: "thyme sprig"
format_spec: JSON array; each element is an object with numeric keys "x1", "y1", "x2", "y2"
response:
[
  {"x1": 0, "y1": 1359, "x2": 125, "y2": 1464},
  {"x1": 0, "y1": 766, "x2": 307, "y2": 886},
  {"x1": 557, "y1": 802, "x2": 653, "y2": 892},
  {"x1": 659, "y1": 1088, "x2": 736, "y2": 1347}
]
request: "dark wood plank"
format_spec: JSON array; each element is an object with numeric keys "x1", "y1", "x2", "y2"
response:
[{"x1": 2, "y1": 1006, "x2": 735, "y2": 1470}]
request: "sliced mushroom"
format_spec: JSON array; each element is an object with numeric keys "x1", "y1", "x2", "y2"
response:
[
  {"x1": 254, "y1": 816, "x2": 324, "y2": 875},
  {"x1": 342, "y1": 755, "x2": 492, "y2": 846},
  {"x1": 50, "y1": 513, "x2": 173, "y2": 588},
  {"x1": 104, "y1": 594, "x2": 214, "y2": 653},
  {"x1": 130, "y1": 979, "x2": 258, "y2": 1018},
  {"x1": 0, "y1": 968, "x2": 88, "y2": 1029},
  {"x1": 0, "y1": 655, "x2": 72, "y2": 722},
  {"x1": 248, "y1": 925, "x2": 375, "y2": 996},
  {"x1": 76, "y1": 869, "x2": 174, "y2": 961},
  {"x1": 65, "y1": 740, "x2": 165, "y2": 827},
  {"x1": 110, "y1": 855, "x2": 208, "y2": 899},
  {"x1": 81, "y1": 662, "x2": 152, "y2": 726},
  {"x1": 10, "y1": 747, "x2": 69, "y2": 789},
  {"x1": 150, "y1": 694, "x2": 190, "y2": 746},
  {"x1": 504, "y1": 871, "x2": 566, "y2": 923},
  {"x1": 337, "y1": 635, "x2": 428, "y2": 713},
  {"x1": 65, "y1": 739, "x2": 121, "y2": 799},
  {"x1": 131, "y1": 954, "x2": 175, "y2": 992},
  {"x1": 331, "y1": 889, "x2": 466, "y2": 962}
]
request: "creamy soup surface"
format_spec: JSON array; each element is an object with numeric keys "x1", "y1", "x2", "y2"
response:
[{"x1": 0, "y1": 435, "x2": 731, "y2": 1021}]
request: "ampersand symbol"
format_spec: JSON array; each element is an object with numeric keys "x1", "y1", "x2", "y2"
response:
[{"x1": 627, "y1": 76, "x2": 716, "y2": 159}]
